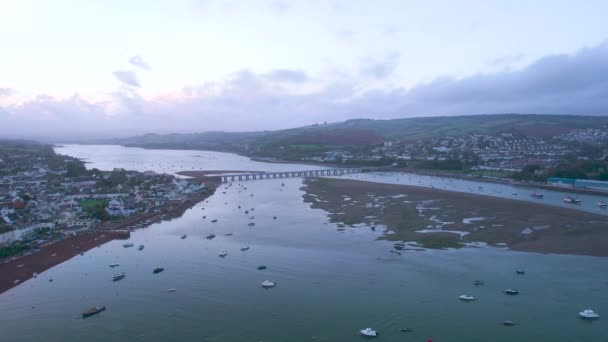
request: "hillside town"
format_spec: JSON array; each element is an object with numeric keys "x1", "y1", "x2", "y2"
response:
[{"x1": 0, "y1": 142, "x2": 209, "y2": 255}]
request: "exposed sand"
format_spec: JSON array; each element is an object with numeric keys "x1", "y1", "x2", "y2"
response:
[{"x1": 301, "y1": 178, "x2": 608, "y2": 256}]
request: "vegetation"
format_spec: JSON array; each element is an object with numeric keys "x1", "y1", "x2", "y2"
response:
[
  {"x1": 80, "y1": 199, "x2": 110, "y2": 220},
  {"x1": 0, "y1": 243, "x2": 28, "y2": 259},
  {"x1": 514, "y1": 160, "x2": 608, "y2": 182}
]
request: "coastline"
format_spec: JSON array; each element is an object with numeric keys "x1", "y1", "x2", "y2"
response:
[
  {"x1": 0, "y1": 181, "x2": 218, "y2": 295},
  {"x1": 301, "y1": 177, "x2": 608, "y2": 256}
]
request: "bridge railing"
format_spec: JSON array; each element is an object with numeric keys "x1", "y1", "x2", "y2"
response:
[{"x1": 218, "y1": 167, "x2": 379, "y2": 182}]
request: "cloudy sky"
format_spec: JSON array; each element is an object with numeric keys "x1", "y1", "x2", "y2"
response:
[{"x1": 1, "y1": 0, "x2": 608, "y2": 139}]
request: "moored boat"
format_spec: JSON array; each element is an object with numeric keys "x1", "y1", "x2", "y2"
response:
[
  {"x1": 257, "y1": 265, "x2": 267, "y2": 270},
  {"x1": 261, "y1": 280, "x2": 276, "y2": 288},
  {"x1": 112, "y1": 273, "x2": 126, "y2": 281},
  {"x1": 218, "y1": 251, "x2": 228, "y2": 257},
  {"x1": 504, "y1": 289, "x2": 519, "y2": 295},
  {"x1": 531, "y1": 193, "x2": 544, "y2": 199},
  {"x1": 180, "y1": 234, "x2": 187, "y2": 239},
  {"x1": 122, "y1": 243, "x2": 134, "y2": 248},
  {"x1": 579, "y1": 309, "x2": 599, "y2": 319},
  {"x1": 240, "y1": 246, "x2": 250, "y2": 251},
  {"x1": 82, "y1": 305, "x2": 105, "y2": 318},
  {"x1": 502, "y1": 320, "x2": 516, "y2": 326},
  {"x1": 473, "y1": 280, "x2": 484, "y2": 286},
  {"x1": 205, "y1": 234, "x2": 216, "y2": 239},
  {"x1": 109, "y1": 263, "x2": 120, "y2": 268},
  {"x1": 563, "y1": 196, "x2": 581, "y2": 204},
  {"x1": 360, "y1": 328, "x2": 377, "y2": 337},
  {"x1": 138, "y1": 245, "x2": 144, "y2": 250},
  {"x1": 459, "y1": 294, "x2": 476, "y2": 301},
  {"x1": 598, "y1": 201, "x2": 607, "y2": 208},
  {"x1": 153, "y1": 267, "x2": 164, "y2": 274}
]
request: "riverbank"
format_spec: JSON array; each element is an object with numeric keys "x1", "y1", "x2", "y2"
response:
[
  {"x1": 302, "y1": 177, "x2": 608, "y2": 256},
  {"x1": 0, "y1": 230, "x2": 129, "y2": 294},
  {"x1": 0, "y1": 181, "x2": 219, "y2": 295}
]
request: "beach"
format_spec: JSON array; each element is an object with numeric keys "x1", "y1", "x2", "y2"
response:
[{"x1": 301, "y1": 177, "x2": 608, "y2": 256}]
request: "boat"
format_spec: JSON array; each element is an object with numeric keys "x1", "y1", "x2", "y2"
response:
[
  {"x1": 515, "y1": 270, "x2": 525, "y2": 275},
  {"x1": 504, "y1": 289, "x2": 519, "y2": 295},
  {"x1": 138, "y1": 245, "x2": 144, "y2": 251},
  {"x1": 473, "y1": 280, "x2": 484, "y2": 286},
  {"x1": 502, "y1": 320, "x2": 516, "y2": 326},
  {"x1": 109, "y1": 263, "x2": 120, "y2": 268},
  {"x1": 531, "y1": 193, "x2": 544, "y2": 199},
  {"x1": 168, "y1": 288, "x2": 177, "y2": 293},
  {"x1": 360, "y1": 328, "x2": 377, "y2": 337},
  {"x1": 112, "y1": 273, "x2": 126, "y2": 281},
  {"x1": 579, "y1": 309, "x2": 600, "y2": 319},
  {"x1": 598, "y1": 201, "x2": 607, "y2": 208},
  {"x1": 153, "y1": 267, "x2": 164, "y2": 274},
  {"x1": 211, "y1": 219, "x2": 218, "y2": 223},
  {"x1": 122, "y1": 243, "x2": 134, "y2": 248},
  {"x1": 32, "y1": 272, "x2": 38, "y2": 278},
  {"x1": 205, "y1": 234, "x2": 216, "y2": 240},
  {"x1": 180, "y1": 234, "x2": 187, "y2": 239},
  {"x1": 261, "y1": 280, "x2": 276, "y2": 288},
  {"x1": 257, "y1": 265, "x2": 267, "y2": 270},
  {"x1": 563, "y1": 196, "x2": 581, "y2": 204},
  {"x1": 240, "y1": 246, "x2": 250, "y2": 251},
  {"x1": 399, "y1": 328, "x2": 413, "y2": 332},
  {"x1": 82, "y1": 305, "x2": 105, "y2": 318},
  {"x1": 273, "y1": 216, "x2": 277, "y2": 220},
  {"x1": 248, "y1": 222, "x2": 255, "y2": 227},
  {"x1": 459, "y1": 294, "x2": 476, "y2": 301},
  {"x1": 218, "y1": 251, "x2": 228, "y2": 257}
]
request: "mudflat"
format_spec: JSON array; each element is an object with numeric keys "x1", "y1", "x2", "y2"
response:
[{"x1": 302, "y1": 178, "x2": 608, "y2": 256}]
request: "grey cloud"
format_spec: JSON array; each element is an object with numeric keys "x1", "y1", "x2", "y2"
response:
[
  {"x1": 488, "y1": 53, "x2": 524, "y2": 68},
  {"x1": 113, "y1": 71, "x2": 140, "y2": 87},
  {"x1": 361, "y1": 51, "x2": 400, "y2": 79},
  {"x1": 129, "y1": 56, "x2": 150, "y2": 70},
  {"x1": 264, "y1": 69, "x2": 308, "y2": 83},
  {"x1": 0, "y1": 87, "x2": 15, "y2": 97},
  {"x1": 2, "y1": 41, "x2": 608, "y2": 137}
]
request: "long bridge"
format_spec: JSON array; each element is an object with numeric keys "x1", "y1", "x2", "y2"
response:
[{"x1": 219, "y1": 167, "x2": 376, "y2": 182}]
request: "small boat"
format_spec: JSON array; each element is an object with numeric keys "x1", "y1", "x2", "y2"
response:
[
  {"x1": 360, "y1": 328, "x2": 377, "y2": 337},
  {"x1": 218, "y1": 251, "x2": 228, "y2": 257},
  {"x1": 112, "y1": 273, "x2": 126, "y2": 281},
  {"x1": 399, "y1": 328, "x2": 413, "y2": 333},
  {"x1": 205, "y1": 234, "x2": 216, "y2": 240},
  {"x1": 459, "y1": 294, "x2": 476, "y2": 301},
  {"x1": 273, "y1": 216, "x2": 277, "y2": 220},
  {"x1": 240, "y1": 246, "x2": 250, "y2": 251},
  {"x1": 211, "y1": 219, "x2": 218, "y2": 223},
  {"x1": 122, "y1": 243, "x2": 134, "y2": 248},
  {"x1": 138, "y1": 245, "x2": 144, "y2": 251},
  {"x1": 579, "y1": 309, "x2": 600, "y2": 319},
  {"x1": 168, "y1": 288, "x2": 177, "y2": 293},
  {"x1": 563, "y1": 196, "x2": 581, "y2": 204},
  {"x1": 248, "y1": 222, "x2": 255, "y2": 227},
  {"x1": 515, "y1": 270, "x2": 525, "y2": 275},
  {"x1": 180, "y1": 234, "x2": 187, "y2": 239},
  {"x1": 531, "y1": 193, "x2": 544, "y2": 199},
  {"x1": 202, "y1": 216, "x2": 206, "y2": 219},
  {"x1": 261, "y1": 280, "x2": 276, "y2": 288},
  {"x1": 502, "y1": 320, "x2": 516, "y2": 326},
  {"x1": 82, "y1": 305, "x2": 105, "y2": 318},
  {"x1": 598, "y1": 201, "x2": 607, "y2": 208},
  {"x1": 473, "y1": 280, "x2": 484, "y2": 286},
  {"x1": 32, "y1": 273, "x2": 38, "y2": 278},
  {"x1": 257, "y1": 265, "x2": 267, "y2": 270},
  {"x1": 109, "y1": 263, "x2": 120, "y2": 268},
  {"x1": 48, "y1": 277, "x2": 53, "y2": 282},
  {"x1": 153, "y1": 267, "x2": 164, "y2": 274},
  {"x1": 504, "y1": 289, "x2": 519, "y2": 295}
]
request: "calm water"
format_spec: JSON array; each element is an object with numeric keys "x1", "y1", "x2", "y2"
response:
[{"x1": 1, "y1": 145, "x2": 606, "y2": 341}]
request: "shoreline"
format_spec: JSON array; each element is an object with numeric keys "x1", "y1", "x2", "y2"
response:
[
  {"x1": 301, "y1": 177, "x2": 608, "y2": 257},
  {"x1": 0, "y1": 181, "x2": 218, "y2": 295}
]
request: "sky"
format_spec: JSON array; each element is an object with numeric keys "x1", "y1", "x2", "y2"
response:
[{"x1": 1, "y1": 0, "x2": 608, "y2": 139}]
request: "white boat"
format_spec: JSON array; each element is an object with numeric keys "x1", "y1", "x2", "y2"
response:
[
  {"x1": 32, "y1": 273, "x2": 38, "y2": 278},
  {"x1": 579, "y1": 309, "x2": 600, "y2": 319},
  {"x1": 360, "y1": 328, "x2": 377, "y2": 337},
  {"x1": 218, "y1": 251, "x2": 228, "y2": 257},
  {"x1": 109, "y1": 263, "x2": 120, "y2": 268},
  {"x1": 240, "y1": 246, "x2": 250, "y2": 251},
  {"x1": 122, "y1": 243, "x2": 134, "y2": 248},
  {"x1": 563, "y1": 197, "x2": 581, "y2": 204},
  {"x1": 459, "y1": 294, "x2": 476, "y2": 301},
  {"x1": 504, "y1": 289, "x2": 519, "y2": 295},
  {"x1": 598, "y1": 201, "x2": 607, "y2": 208},
  {"x1": 261, "y1": 280, "x2": 276, "y2": 288},
  {"x1": 168, "y1": 288, "x2": 177, "y2": 293}
]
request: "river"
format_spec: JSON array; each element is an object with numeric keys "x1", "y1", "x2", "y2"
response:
[{"x1": 0, "y1": 145, "x2": 606, "y2": 341}]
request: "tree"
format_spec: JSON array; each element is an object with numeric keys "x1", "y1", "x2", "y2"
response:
[{"x1": 66, "y1": 161, "x2": 87, "y2": 177}]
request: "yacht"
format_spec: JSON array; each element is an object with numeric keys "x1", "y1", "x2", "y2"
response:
[
  {"x1": 205, "y1": 234, "x2": 216, "y2": 240},
  {"x1": 168, "y1": 288, "x2": 177, "y2": 293},
  {"x1": 515, "y1": 270, "x2": 525, "y2": 275},
  {"x1": 598, "y1": 201, "x2": 607, "y2": 208},
  {"x1": 459, "y1": 294, "x2": 476, "y2": 301},
  {"x1": 502, "y1": 320, "x2": 516, "y2": 326},
  {"x1": 153, "y1": 267, "x2": 164, "y2": 274},
  {"x1": 218, "y1": 251, "x2": 228, "y2": 257},
  {"x1": 32, "y1": 273, "x2": 38, "y2": 278},
  {"x1": 112, "y1": 273, "x2": 126, "y2": 281},
  {"x1": 109, "y1": 263, "x2": 120, "y2": 268},
  {"x1": 138, "y1": 245, "x2": 144, "y2": 251},
  {"x1": 563, "y1": 196, "x2": 581, "y2": 204},
  {"x1": 180, "y1": 234, "x2": 187, "y2": 239},
  {"x1": 257, "y1": 265, "x2": 267, "y2": 270},
  {"x1": 211, "y1": 219, "x2": 218, "y2": 223},
  {"x1": 360, "y1": 328, "x2": 377, "y2": 337},
  {"x1": 504, "y1": 289, "x2": 519, "y2": 295},
  {"x1": 82, "y1": 305, "x2": 106, "y2": 318},
  {"x1": 122, "y1": 243, "x2": 134, "y2": 248},
  {"x1": 579, "y1": 309, "x2": 600, "y2": 319},
  {"x1": 248, "y1": 222, "x2": 255, "y2": 227},
  {"x1": 261, "y1": 280, "x2": 276, "y2": 288},
  {"x1": 473, "y1": 280, "x2": 484, "y2": 286},
  {"x1": 240, "y1": 246, "x2": 250, "y2": 251},
  {"x1": 531, "y1": 193, "x2": 544, "y2": 199}
]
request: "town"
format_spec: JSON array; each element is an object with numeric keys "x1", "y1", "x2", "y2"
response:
[{"x1": 0, "y1": 141, "x2": 210, "y2": 260}]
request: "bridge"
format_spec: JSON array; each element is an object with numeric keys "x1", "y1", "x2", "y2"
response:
[{"x1": 219, "y1": 167, "x2": 376, "y2": 182}]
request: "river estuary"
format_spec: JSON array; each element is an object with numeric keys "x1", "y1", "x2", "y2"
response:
[{"x1": 0, "y1": 145, "x2": 606, "y2": 341}]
